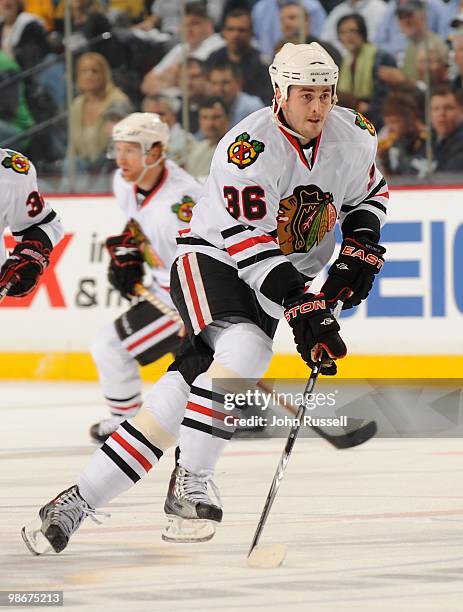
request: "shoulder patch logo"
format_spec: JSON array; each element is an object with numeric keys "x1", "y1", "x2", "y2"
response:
[
  {"x1": 227, "y1": 132, "x2": 265, "y2": 169},
  {"x1": 277, "y1": 185, "x2": 336, "y2": 255},
  {"x1": 2, "y1": 151, "x2": 30, "y2": 175},
  {"x1": 171, "y1": 195, "x2": 195, "y2": 222},
  {"x1": 354, "y1": 112, "x2": 376, "y2": 136}
]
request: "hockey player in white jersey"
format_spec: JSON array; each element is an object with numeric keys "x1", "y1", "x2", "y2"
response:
[
  {"x1": 89, "y1": 112, "x2": 202, "y2": 442},
  {"x1": 22, "y1": 43, "x2": 388, "y2": 555},
  {"x1": 0, "y1": 149, "x2": 63, "y2": 300}
]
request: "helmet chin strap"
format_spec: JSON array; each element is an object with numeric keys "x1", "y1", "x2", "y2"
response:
[
  {"x1": 134, "y1": 152, "x2": 166, "y2": 185},
  {"x1": 271, "y1": 91, "x2": 338, "y2": 142}
]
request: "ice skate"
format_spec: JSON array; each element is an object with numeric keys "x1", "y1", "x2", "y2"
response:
[
  {"x1": 162, "y1": 466, "x2": 222, "y2": 543},
  {"x1": 90, "y1": 415, "x2": 125, "y2": 443},
  {"x1": 21, "y1": 485, "x2": 105, "y2": 555}
]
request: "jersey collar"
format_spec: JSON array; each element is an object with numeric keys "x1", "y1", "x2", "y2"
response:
[
  {"x1": 134, "y1": 166, "x2": 169, "y2": 209},
  {"x1": 276, "y1": 109, "x2": 321, "y2": 171}
]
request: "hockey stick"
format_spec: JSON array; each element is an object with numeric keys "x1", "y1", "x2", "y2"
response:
[
  {"x1": 247, "y1": 301, "x2": 376, "y2": 568},
  {"x1": 0, "y1": 279, "x2": 16, "y2": 302}
]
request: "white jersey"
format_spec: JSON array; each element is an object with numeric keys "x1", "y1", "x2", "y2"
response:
[
  {"x1": 113, "y1": 159, "x2": 202, "y2": 291},
  {"x1": 0, "y1": 148, "x2": 63, "y2": 266},
  {"x1": 177, "y1": 106, "x2": 389, "y2": 318}
]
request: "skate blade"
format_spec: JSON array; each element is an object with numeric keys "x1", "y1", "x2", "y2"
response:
[
  {"x1": 247, "y1": 544, "x2": 287, "y2": 569},
  {"x1": 161, "y1": 515, "x2": 216, "y2": 543},
  {"x1": 21, "y1": 516, "x2": 53, "y2": 556}
]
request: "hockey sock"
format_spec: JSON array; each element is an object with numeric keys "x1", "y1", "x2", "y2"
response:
[
  {"x1": 104, "y1": 392, "x2": 142, "y2": 418},
  {"x1": 178, "y1": 373, "x2": 235, "y2": 475},
  {"x1": 77, "y1": 420, "x2": 163, "y2": 508}
]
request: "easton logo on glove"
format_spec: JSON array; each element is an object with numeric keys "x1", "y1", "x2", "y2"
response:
[
  {"x1": 284, "y1": 297, "x2": 326, "y2": 322},
  {"x1": 322, "y1": 236, "x2": 386, "y2": 310},
  {"x1": 340, "y1": 243, "x2": 384, "y2": 271}
]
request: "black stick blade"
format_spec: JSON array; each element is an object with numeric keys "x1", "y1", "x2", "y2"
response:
[{"x1": 311, "y1": 420, "x2": 377, "y2": 450}]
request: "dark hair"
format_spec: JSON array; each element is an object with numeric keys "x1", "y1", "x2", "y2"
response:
[
  {"x1": 187, "y1": 56, "x2": 206, "y2": 73},
  {"x1": 198, "y1": 96, "x2": 229, "y2": 116},
  {"x1": 185, "y1": 1, "x2": 210, "y2": 20},
  {"x1": 383, "y1": 91, "x2": 419, "y2": 117},
  {"x1": 223, "y1": 7, "x2": 252, "y2": 25},
  {"x1": 430, "y1": 84, "x2": 461, "y2": 102},
  {"x1": 207, "y1": 61, "x2": 243, "y2": 81},
  {"x1": 336, "y1": 13, "x2": 368, "y2": 42}
]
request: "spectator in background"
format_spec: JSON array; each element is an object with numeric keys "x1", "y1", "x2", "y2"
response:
[
  {"x1": 102, "y1": 98, "x2": 132, "y2": 142},
  {"x1": 252, "y1": 0, "x2": 327, "y2": 60},
  {"x1": 378, "y1": 1, "x2": 449, "y2": 88},
  {"x1": 377, "y1": 91, "x2": 427, "y2": 176},
  {"x1": 0, "y1": 48, "x2": 33, "y2": 144},
  {"x1": 186, "y1": 96, "x2": 229, "y2": 179},
  {"x1": 135, "y1": 0, "x2": 226, "y2": 35},
  {"x1": 68, "y1": 52, "x2": 131, "y2": 171},
  {"x1": 105, "y1": 0, "x2": 145, "y2": 24},
  {"x1": 142, "y1": 93, "x2": 195, "y2": 167},
  {"x1": 0, "y1": 0, "x2": 50, "y2": 69},
  {"x1": 336, "y1": 14, "x2": 397, "y2": 129},
  {"x1": 23, "y1": 0, "x2": 54, "y2": 30},
  {"x1": 177, "y1": 57, "x2": 208, "y2": 134},
  {"x1": 275, "y1": 1, "x2": 341, "y2": 68},
  {"x1": 451, "y1": 30, "x2": 463, "y2": 90},
  {"x1": 374, "y1": 0, "x2": 449, "y2": 59},
  {"x1": 322, "y1": 0, "x2": 387, "y2": 53},
  {"x1": 141, "y1": 2, "x2": 224, "y2": 96},
  {"x1": 207, "y1": 8, "x2": 273, "y2": 105},
  {"x1": 415, "y1": 40, "x2": 449, "y2": 88},
  {"x1": 207, "y1": 62, "x2": 264, "y2": 127},
  {"x1": 430, "y1": 85, "x2": 463, "y2": 171},
  {"x1": 54, "y1": 1, "x2": 120, "y2": 60}
]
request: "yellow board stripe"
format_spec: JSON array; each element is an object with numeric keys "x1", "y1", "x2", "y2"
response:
[{"x1": 0, "y1": 353, "x2": 462, "y2": 380}]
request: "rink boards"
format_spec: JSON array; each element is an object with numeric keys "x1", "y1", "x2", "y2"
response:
[{"x1": 0, "y1": 186, "x2": 462, "y2": 379}]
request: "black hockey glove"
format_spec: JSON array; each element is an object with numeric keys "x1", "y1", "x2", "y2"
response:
[
  {"x1": 322, "y1": 237, "x2": 386, "y2": 310},
  {"x1": 106, "y1": 232, "x2": 144, "y2": 298},
  {"x1": 284, "y1": 292, "x2": 347, "y2": 375},
  {"x1": 0, "y1": 240, "x2": 50, "y2": 297}
]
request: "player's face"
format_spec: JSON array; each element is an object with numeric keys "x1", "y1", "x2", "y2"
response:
[
  {"x1": 281, "y1": 85, "x2": 333, "y2": 142},
  {"x1": 114, "y1": 142, "x2": 144, "y2": 181}
]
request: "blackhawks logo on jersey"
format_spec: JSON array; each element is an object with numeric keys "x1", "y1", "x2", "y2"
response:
[
  {"x1": 277, "y1": 185, "x2": 336, "y2": 255},
  {"x1": 171, "y1": 195, "x2": 195, "y2": 222},
  {"x1": 1, "y1": 150, "x2": 30, "y2": 175},
  {"x1": 353, "y1": 111, "x2": 376, "y2": 136},
  {"x1": 227, "y1": 132, "x2": 265, "y2": 169}
]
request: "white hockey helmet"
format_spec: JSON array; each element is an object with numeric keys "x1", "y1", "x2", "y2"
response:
[
  {"x1": 269, "y1": 42, "x2": 339, "y2": 103},
  {"x1": 112, "y1": 112, "x2": 170, "y2": 154}
]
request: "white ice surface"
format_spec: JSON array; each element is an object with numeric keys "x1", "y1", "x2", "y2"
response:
[{"x1": 1, "y1": 382, "x2": 463, "y2": 611}]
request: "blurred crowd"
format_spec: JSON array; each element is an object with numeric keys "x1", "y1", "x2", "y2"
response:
[{"x1": 1, "y1": 0, "x2": 463, "y2": 189}]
